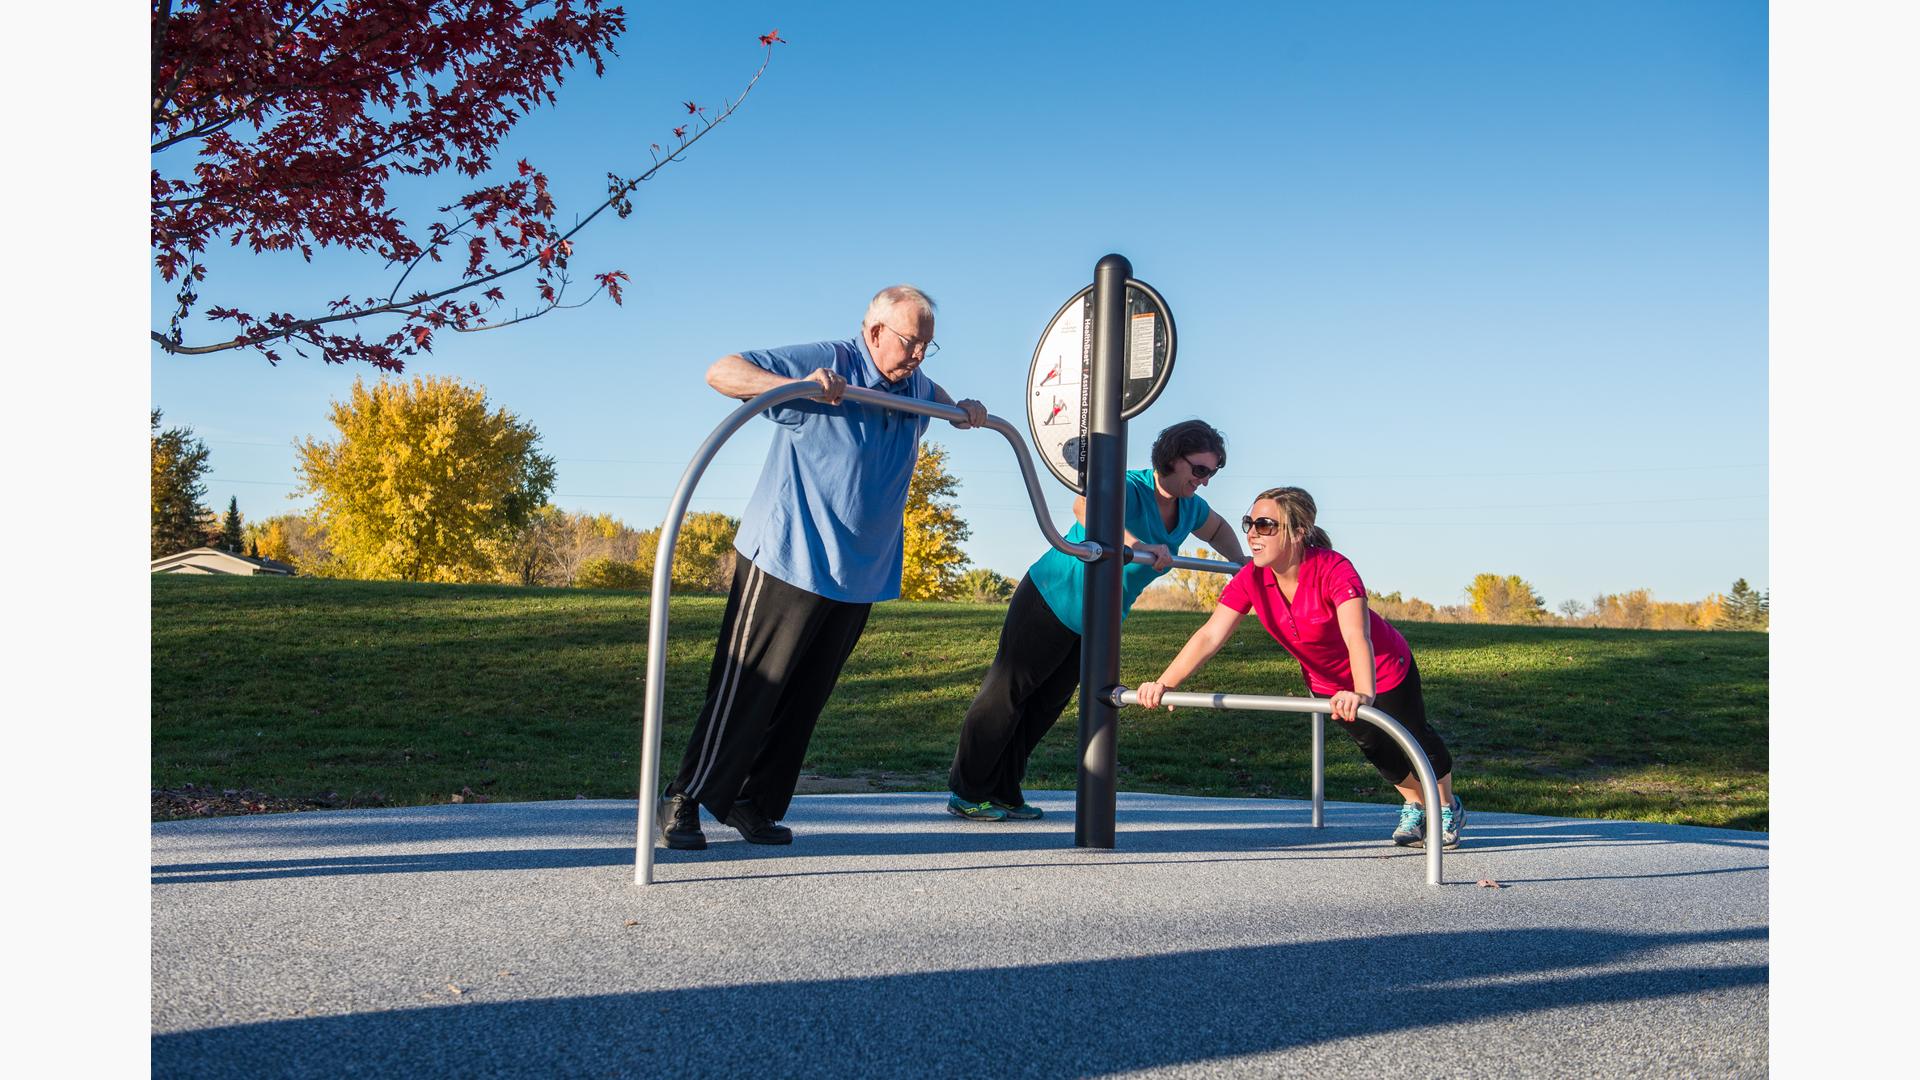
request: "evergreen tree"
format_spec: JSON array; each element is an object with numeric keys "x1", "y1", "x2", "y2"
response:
[
  {"x1": 220, "y1": 497, "x2": 246, "y2": 554},
  {"x1": 1722, "y1": 578, "x2": 1770, "y2": 630},
  {"x1": 151, "y1": 410, "x2": 211, "y2": 558}
]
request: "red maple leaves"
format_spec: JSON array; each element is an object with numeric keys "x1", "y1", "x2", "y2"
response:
[
  {"x1": 151, "y1": 4, "x2": 786, "y2": 371},
  {"x1": 594, "y1": 271, "x2": 630, "y2": 305}
]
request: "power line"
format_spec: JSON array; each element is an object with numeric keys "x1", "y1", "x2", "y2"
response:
[
  {"x1": 204, "y1": 439, "x2": 770, "y2": 469},
  {"x1": 946, "y1": 462, "x2": 1770, "y2": 481},
  {"x1": 1335, "y1": 517, "x2": 1768, "y2": 527},
  {"x1": 202, "y1": 475, "x2": 1769, "y2": 524},
  {"x1": 202, "y1": 437, "x2": 1765, "y2": 484},
  {"x1": 1322, "y1": 494, "x2": 1765, "y2": 512}
]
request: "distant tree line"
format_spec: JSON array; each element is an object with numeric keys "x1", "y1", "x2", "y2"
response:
[
  {"x1": 163, "y1": 381, "x2": 1762, "y2": 622},
  {"x1": 1140, "y1": 548, "x2": 1766, "y2": 632},
  {"x1": 154, "y1": 377, "x2": 994, "y2": 599}
]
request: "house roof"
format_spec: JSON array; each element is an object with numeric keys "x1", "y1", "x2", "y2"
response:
[{"x1": 150, "y1": 547, "x2": 296, "y2": 576}]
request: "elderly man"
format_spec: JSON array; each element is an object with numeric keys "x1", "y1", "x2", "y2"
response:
[{"x1": 659, "y1": 285, "x2": 987, "y2": 850}]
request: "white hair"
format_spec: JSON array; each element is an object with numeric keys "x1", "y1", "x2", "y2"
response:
[{"x1": 863, "y1": 284, "x2": 937, "y2": 328}]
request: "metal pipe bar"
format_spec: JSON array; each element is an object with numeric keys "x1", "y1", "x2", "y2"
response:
[
  {"x1": 1311, "y1": 711, "x2": 1326, "y2": 829},
  {"x1": 1106, "y1": 687, "x2": 1444, "y2": 886},
  {"x1": 1133, "y1": 551, "x2": 1240, "y2": 575},
  {"x1": 838, "y1": 386, "x2": 1107, "y2": 565},
  {"x1": 639, "y1": 380, "x2": 1111, "y2": 885},
  {"x1": 637, "y1": 380, "x2": 818, "y2": 884}
]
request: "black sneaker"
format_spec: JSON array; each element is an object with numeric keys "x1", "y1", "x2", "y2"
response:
[
  {"x1": 659, "y1": 793, "x2": 706, "y2": 850},
  {"x1": 724, "y1": 804, "x2": 793, "y2": 845}
]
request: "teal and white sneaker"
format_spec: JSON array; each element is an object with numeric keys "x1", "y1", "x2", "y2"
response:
[
  {"x1": 1441, "y1": 796, "x2": 1466, "y2": 849},
  {"x1": 1391, "y1": 802, "x2": 1425, "y2": 846},
  {"x1": 993, "y1": 800, "x2": 1044, "y2": 821},
  {"x1": 947, "y1": 795, "x2": 1007, "y2": 821}
]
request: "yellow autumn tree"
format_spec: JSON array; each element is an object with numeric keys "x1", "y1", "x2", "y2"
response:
[
  {"x1": 1167, "y1": 547, "x2": 1231, "y2": 609},
  {"x1": 1467, "y1": 573, "x2": 1546, "y2": 623},
  {"x1": 635, "y1": 512, "x2": 740, "y2": 593},
  {"x1": 1590, "y1": 589, "x2": 1654, "y2": 629},
  {"x1": 245, "y1": 513, "x2": 334, "y2": 575},
  {"x1": 900, "y1": 442, "x2": 971, "y2": 600},
  {"x1": 1370, "y1": 589, "x2": 1439, "y2": 624},
  {"x1": 295, "y1": 375, "x2": 556, "y2": 582},
  {"x1": 247, "y1": 517, "x2": 294, "y2": 563},
  {"x1": 574, "y1": 556, "x2": 648, "y2": 590}
]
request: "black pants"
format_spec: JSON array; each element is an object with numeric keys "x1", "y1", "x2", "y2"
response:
[
  {"x1": 667, "y1": 558, "x2": 871, "y2": 822},
  {"x1": 1340, "y1": 659, "x2": 1454, "y2": 788},
  {"x1": 948, "y1": 575, "x2": 1082, "y2": 806}
]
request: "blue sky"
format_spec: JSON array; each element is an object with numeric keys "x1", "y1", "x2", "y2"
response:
[{"x1": 148, "y1": 0, "x2": 1769, "y2": 609}]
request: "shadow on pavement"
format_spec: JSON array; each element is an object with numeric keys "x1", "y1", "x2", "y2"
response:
[
  {"x1": 152, "y1": 801, "x2": 1766, "y2": 887},
  {"x1": 152, "y1": 926, "x2": 1767, "y2": 1078}
]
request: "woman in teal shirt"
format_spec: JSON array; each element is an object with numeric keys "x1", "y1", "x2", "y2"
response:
[{"x1": 947, "y1": 420, "x2": 1245, "y2": 820}]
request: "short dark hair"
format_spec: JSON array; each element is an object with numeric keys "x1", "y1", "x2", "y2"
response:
[{"x1": 1149, "y1": 419, "x2": 1227, "y2": 476}]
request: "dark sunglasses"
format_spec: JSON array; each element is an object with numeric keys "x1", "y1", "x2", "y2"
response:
[
  {"x1": 1182, "y1": 456, "x2": 1220, "y2": 480},
  {"x1": 1241, "y1": 516, "x2": 1283, "y2": 536}
]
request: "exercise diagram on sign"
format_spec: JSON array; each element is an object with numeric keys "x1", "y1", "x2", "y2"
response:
[{"x1": 1025, "y1": 281, "x2": 1174, "y2": 494}]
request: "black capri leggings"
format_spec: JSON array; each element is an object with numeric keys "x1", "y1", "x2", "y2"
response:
[{"x1": 1338, "y1": 658, "x2": 1453, "y2": 785}]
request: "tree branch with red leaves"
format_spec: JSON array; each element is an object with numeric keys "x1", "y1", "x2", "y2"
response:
[{"x1": 151, "y1": 0, "x2": 784, "y2": 371}]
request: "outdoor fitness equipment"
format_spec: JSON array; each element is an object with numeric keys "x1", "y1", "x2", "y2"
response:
[
  {"x1": 637, "y1": 254, "x2": 1445, "y2": 886},
  {"x1": 1106, "y1": 687, "x2": 1445, "y2": 886},
  {"x1": 1052, "y1": 255, "x2": 1444, "y2": 880},
  {"x1": 635, "y1": 379, "x2": 1212, "y2": 885}
]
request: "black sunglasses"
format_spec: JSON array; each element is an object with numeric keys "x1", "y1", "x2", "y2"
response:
[
  {"x1": 1241, "y1": 516, "x2": 1283, "y2": 536},
  {"x1": 1182, "y1": 456, "x2": 1220, "y2": 480}
]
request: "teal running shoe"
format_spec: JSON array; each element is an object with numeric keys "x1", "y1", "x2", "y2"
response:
[
  {"x1": 1391, "y1": 802, "x2": 1425, "y2": 846},
  {"x1": 1441, "y1": 796, "x2": 1466, "y2": 849},
  {"x1": 947, "y1": 795, "x2": 1007, "y2": 821},
  {"x1": 992, "y1": 800, "x2": 1044, "y2": 821}
]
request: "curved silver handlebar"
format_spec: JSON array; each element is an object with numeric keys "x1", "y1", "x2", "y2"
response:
[
  {"x1": 1107, "y1": 686, "x2": 1445, "y2": 886},
  {"x1": 831, "y1": 388, "x2": 1239, "y2": 575},
  {"x1": 834, "y1": 386, "x2": 1104, "y2": 564}
]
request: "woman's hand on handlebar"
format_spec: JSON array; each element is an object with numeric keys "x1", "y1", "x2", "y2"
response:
[
  {"x1": 1137, "y1": 680, "x2": 1175, "y2": 711},
  {"x1": 1329, "y1": 690, "x2": 1373, "y2": 722}
]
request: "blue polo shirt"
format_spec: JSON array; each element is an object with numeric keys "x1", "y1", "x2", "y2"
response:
[
  {"x1": 730, "y1": 335, "x2": 936, "y2": 603},
  {"x1": 1028, "y1": 468, "x2": 1212, "y2": 635}
]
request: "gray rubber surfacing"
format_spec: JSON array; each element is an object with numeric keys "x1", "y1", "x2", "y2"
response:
[{"x1": 152, "y1": 792, "x2": 1768, "y2": 1078}]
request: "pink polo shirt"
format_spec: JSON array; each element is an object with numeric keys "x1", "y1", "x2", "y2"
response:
[{"x1": 1217, "y1": 547, "x2": 1413, "y2": 696}]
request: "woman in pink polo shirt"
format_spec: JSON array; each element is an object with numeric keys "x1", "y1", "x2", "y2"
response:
[{"x1": 1137, "y1": 486, "x2": 1464, "y2": 848}]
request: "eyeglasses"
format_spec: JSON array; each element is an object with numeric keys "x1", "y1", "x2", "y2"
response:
[
  {"x1": 1241, "y1": 516, "x2": 1283, "y2": 536},
  {"x1": 882, "y1": 324, "x2": 939, "y2": 357},
  {"x1": 1182, "y1": 456, "x2": 1220, "y2": 480}
]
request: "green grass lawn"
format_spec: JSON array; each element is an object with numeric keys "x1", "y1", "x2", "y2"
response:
[{"x1": 152, "y1": 575, "x2": 1769, "y2": 829}]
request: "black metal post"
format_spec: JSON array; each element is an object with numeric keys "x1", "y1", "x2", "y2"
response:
[{"x1": 1076, "y1": 253, "x2": 1130, "y2": 848}]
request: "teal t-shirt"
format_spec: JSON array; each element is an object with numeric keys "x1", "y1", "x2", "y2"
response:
[{"x1": 1028, "y1": 468, "x2": 1212, "y2": 635}]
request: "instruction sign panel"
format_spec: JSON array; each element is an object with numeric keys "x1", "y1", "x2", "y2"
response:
[{"x1": 1026, "y1": 280, "x2": 1176, "y2": 494}]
